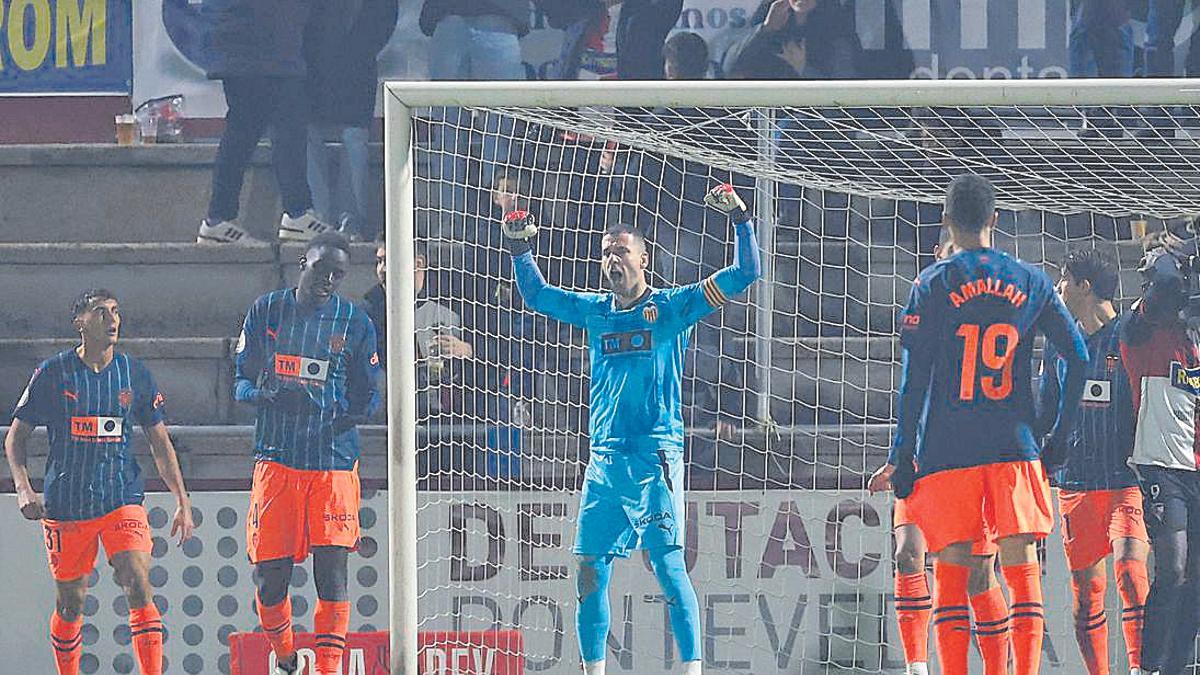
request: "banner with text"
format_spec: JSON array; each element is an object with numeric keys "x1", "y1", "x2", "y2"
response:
[{"x1": 0, "y1": 0, "x2": 131, "y2": 94}]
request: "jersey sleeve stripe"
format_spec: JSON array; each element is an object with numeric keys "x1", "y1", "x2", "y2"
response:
[{"x1": 702, "y1": 276, "x2": 728, "y2": 308}]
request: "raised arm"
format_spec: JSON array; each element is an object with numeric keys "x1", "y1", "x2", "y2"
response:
[{"x1": 502, "y1": 210, "x2": 603, "y2": 328}]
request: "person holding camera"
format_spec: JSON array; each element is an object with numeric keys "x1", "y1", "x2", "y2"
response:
[{"x1": 1120, "y1": 231, "x2": 1200, "y2": 674}]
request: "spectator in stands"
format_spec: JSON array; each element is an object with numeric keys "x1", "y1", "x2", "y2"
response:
[
  {"x1": 532, "y1": 0, "x2": 609, "y2": 79},
  {"x1": 725, "y1": 0, "x2": 816, "y2": 79},
  {"x1": 725, "y1": 0, "x2": 860, "y2": 79},
  {"x1": 663, "y1": 32, "x2": 710, "y2": 80},
  {"x1": 420, "y1": 0, "x2": 530, "y2": 215},
  {"x1": 197, "y1": 0, "x2": 332, "y2": 245},
  {"x1": 1145, "y1": 0, "x2": 1200, "y2": 77},
  {"x1": 365, "y1": 239, "x2": 476, "y2": 419},
  {"x1": 615, "y1": 0, "x2": 685, "y2": 80},
  {"x1": 1068, "y1": 0, "x2": 1137, "y2": 137},
  {"x1": 305, "y1": 0, "x2": 398, "y2": 242}
]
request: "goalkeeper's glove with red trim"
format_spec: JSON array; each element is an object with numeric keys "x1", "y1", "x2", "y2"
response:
[
  {"x1": 500, "y1": 210, "x2": 538, "y2": 256},
  {"x1": 705, "y1": 183, "x2": 751, "y2": 224}
]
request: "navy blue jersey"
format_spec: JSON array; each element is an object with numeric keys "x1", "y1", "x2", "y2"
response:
[
  {"x1": 234, "y1": 290, "x2": 381, "y2": 471},
  {"x1": 12, "y1": 351, "x2": 165, "y2": 521},
  {"x1": 889, "y1": 248, "x2": 1089, "y2": 477},
  {"x1": 1038, "y1": 318, "x2": 1137, "y2": 491}
]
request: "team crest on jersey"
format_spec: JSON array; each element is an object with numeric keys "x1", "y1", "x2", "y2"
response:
[
  {"x1": 643, "y1": 303, "x2": 659, "y2": 324},
  {"x1": 1171, "y1": 361, "x2": 1200, "y2": 395},
  {"x1": 370, "y1": 352, "x2": 380, "y2": 367},
  {"x1": 152, "y1": 392, "x2": 165, "y2": 410},
  {"x1": 330, "y1": 335, "x2": 346, "y2": 354},
  {"x1": 118, "y1": 389, "x2": 133, "y2": 407},
  {"x1": 62, "y1": 389, "x2": 78, "y2": 402}
]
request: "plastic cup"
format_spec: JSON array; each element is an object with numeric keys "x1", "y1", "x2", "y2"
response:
[
  {"x1": 137, "y1": 116, "x2": 158, "y2": 144},
  {"x1": 115, "y1": 115, "x2": 136, "y2": 146}
]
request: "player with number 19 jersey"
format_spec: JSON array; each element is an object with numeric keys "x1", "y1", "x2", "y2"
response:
[{"x1": 892, "y1": 247, "x2": 1088, "y2": 551}]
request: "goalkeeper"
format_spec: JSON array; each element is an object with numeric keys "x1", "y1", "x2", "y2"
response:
[{"x1": 501, "y1": 184, "x2": 761, "y2": 675}]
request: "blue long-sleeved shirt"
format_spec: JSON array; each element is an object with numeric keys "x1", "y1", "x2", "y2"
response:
[
  {"x1": 889, "y1": 248, "x2": 1089, "y2": 477},
  {"x1": 513, "y1": 219, "x2": 761, "y2": 451},
  {"x1": 234, "y1": 289, "x2": 381, "y2": 470}
]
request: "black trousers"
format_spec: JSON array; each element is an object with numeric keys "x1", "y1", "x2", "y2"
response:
[
  {"x1": 208, "y1": 75, "x2": 312, "y2": 222},
  {"x1": 1137, "y1": 464, "x2": 1200, "y2": 673}
]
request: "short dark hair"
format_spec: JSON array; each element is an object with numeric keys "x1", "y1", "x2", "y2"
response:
[
  {"x1": 307, "y1": 231, "x2": 352, "y2": 258},
  {"x1": 72, "y1": 288, "x2": 117, "y2": 318},
  {"x1": 663, "y1": 32, "x2": 709, "y2": 79},
  {"x1": 603, "y1": 222, "x2": 645, "y2": 246},
  {"x1": 1063, "y1": 248, "x2": 1119, "y2": 301},
  {"x1": 944, "y1": 173, "x2": 996, "y2": 233}
]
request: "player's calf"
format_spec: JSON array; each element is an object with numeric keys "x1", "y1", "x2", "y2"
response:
[
  {"x1": 51, "y1": 578, "x2": 87, "y2": 675},
  {"x1": 112, "y1": 551, "x2": 164, "y2": 675}
]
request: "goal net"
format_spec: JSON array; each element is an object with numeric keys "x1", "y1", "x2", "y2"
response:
[{"x1": 384, "y1": 79, "x2": 1200, "y2": 674}]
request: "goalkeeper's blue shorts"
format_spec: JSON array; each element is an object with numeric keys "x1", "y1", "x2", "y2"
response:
[{"x1": 573, "y1": 446, "x2": 686, "y2": 558}]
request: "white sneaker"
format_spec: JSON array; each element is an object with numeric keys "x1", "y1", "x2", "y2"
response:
[
  {"x1": 278, "y1": 210, "x2": 334, "y2": 242},
  {"x1": 197, "y1": 219, "x2": 266, "y2": 245},
  {"x1": 905, "y1": 663, "x2": 929, "y2": 675}
]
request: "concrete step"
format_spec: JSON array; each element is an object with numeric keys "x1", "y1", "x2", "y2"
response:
[
  {"x1": 0, "y1": 423, "x2": 892, "y2": 491},
  {"x1": 0, "y1": 338, "x2": 246, "y2": 426},
  {"x1": 0, "y1": 242, "x2": 383, "y2": 339}
]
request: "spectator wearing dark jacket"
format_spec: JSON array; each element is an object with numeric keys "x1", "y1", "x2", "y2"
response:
[
  {"x1": 615, "y1": 0, "x2": 684, "y2": 80},
  {"x1": 305, "y1": 0, "x2": 398, "y2": 242},
  {"x1": 726, "y1": 0, "x2": 860, "y2": 79},
  {"x1": 533, "y1": 0, "x2": 607, "y2": 79},
  {"x1": 198, "y1": 0, "x2": 330, "y2": 245}
]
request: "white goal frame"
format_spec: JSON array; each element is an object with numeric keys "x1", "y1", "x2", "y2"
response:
[{"x1": 382, "y1": 78, "x2": 1200, "y2": 675}]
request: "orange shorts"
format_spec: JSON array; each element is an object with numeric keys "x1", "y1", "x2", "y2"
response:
[
  {"x1": 42, "y1": 504, "x2": 152, "y2": 581},
  {"x1": 246, "y1": 461, "x2": 361, "y2": 564},
  {"x1": 1058, "y1": 487, "x2": 1149, "y2": 571},
  {"x1": 894, "y1": 497, "x2": 998, "y2": 556},
  {"x1": 907, "y1": 460, "x2": 1053, "y2": 553}
]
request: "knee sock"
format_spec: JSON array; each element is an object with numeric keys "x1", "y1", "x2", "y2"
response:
[
  {"x1": 895, "y1": 571, "x2": 932, "y2": 665},
  {"x1": 1003, "y1": 562, "x2": 1045, "y2": 675},
  {"x1": 970, "y1": 585, "x2": 1011, "y2": 675},
  {"x1": 576, "y1": 556, "x2": 613, "y2": 665},
  {"x1": 129, "y1": 604, "x2": 164, "y2": 675},
  {"x1": 1114, "y1": 558, "x2": 1148, "y2": 670},
  {"x1": 1072, "y1": 574, "x2": 1109, "y2": 675},
  {"x1": 931, "y1": 561, "x2": 971, "y2": 675},
  {"x1": 647, "y1": 547, "x2": 702, "y2": 663},
  {"x1": 50, "y1": 612, "x2": 83, "y2": 675},
  {"x1": 313, "y1": 600, "x2": 350, "y2": 675},
  {"x1": 256, "y1": 595, "x2": 295, "y2": 663}
]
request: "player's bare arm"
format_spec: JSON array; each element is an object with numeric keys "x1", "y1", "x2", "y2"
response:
[
  {"x1": 4, "y1": 417, "x2": 44, "y2": 520},
  {"x1": 143, "y1": 422, "x2": 194, "y2": 545}
]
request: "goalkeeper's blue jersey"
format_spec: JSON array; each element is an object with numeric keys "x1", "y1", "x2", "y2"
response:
[
  {"x1": 513, "y1": 221, "x2": 760, "y2": 452},
  {"x1": 888, "y1": 247, "x2": 1089, "y2": 477}
]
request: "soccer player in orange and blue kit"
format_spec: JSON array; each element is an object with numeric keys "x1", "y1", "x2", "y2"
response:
[
  {"x1": 872, "y1": 174, "x2": 1090, "y2": 675},
  {"x1": 870, "y1": 228, "x2": 1000, "y2": 675},
  {"x1": 4, "y1": 289, "x2": 195, "y2": 675},
  {"x1": 1039, "y1": 249, "x2": 1150, "y2": 675},
  {"x1": 234, "y1": 232, "x2": 381, "y2": 675}
]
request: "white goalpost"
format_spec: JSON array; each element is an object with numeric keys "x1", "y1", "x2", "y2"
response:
[{"x1": 385, "y1": 78, "x2": 1200, "y2": 675}]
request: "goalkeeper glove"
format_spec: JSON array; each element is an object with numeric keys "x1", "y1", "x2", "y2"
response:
[
  {"x1": 891, "y1": 457, "x2": 916, "y2": 499},
  {"x1": 500, "y1": 210, "x2": 538, "y2": 256},
  {"x1": 705, "y1": 183, "x2": 751, "y2": 224}
]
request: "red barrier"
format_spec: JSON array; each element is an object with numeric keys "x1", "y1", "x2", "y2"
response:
[{"x1": 229, "y1": 630, "x2": 524, "y2": 675}]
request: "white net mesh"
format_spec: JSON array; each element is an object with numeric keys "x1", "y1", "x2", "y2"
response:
[{"x1": 399, "y1": 96, "x2": 1200, "y2": 673}]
